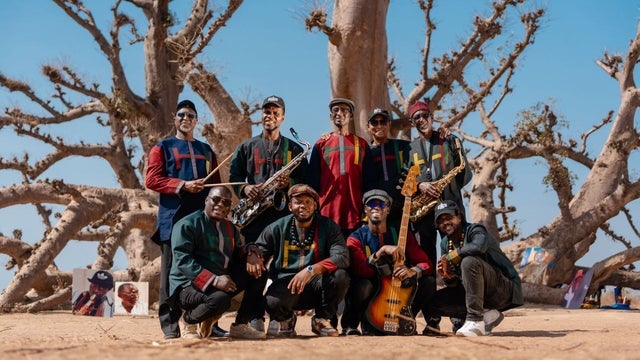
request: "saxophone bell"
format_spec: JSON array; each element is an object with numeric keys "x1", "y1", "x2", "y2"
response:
[{"x1": 270, "y1": 191, "x2": 287, "y2": 211}]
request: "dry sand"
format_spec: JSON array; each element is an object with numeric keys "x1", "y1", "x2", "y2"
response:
[{"x1": 1, "y1": 304, "x2": 638, "y2": 359}]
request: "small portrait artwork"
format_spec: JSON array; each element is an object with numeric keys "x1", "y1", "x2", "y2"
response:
[
  {"x1": 71, "y1": 269, "x2": 115, "y2": 317},
  {"x1": 114, "y1": 281, "x2": 149, "y2": 316}
]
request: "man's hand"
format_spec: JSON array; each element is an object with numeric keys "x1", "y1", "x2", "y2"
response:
[
  {"x1": 243, "y1": 184, "x2": 263, "y2": 200},
  {"x1": 393, "y1": 265, "x2": 416, "y2": 281},
  {"x1": 437, "y1": 255, "x2": 457, "y2": 281},
  {"x1": 376, "y1": 245, "x2": 405, "y2": 264},
  {"x1": 275, "y1": 174, "x2": 289, "y2": 189},
  {"x1": 287, "y1": 267, "x2": 314, "y2": 294},
  {"x1": 246, "y1": 252, "x2": 266, "y2": 278},
  {"x1": 183, "y1": 179, "x2": 205, "y2": 193},
  {"x1": 418, "y1": 181, "x2": 442, "y2": 198}
]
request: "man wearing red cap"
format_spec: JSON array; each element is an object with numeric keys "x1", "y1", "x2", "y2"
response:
[
  {"x1": 246, "y1": 184, "x2": 350, "y2": 338},
  {"x1": 309, "y1": 98, "x2": 375, "y2": 238},
  {"x1": 405, "y1": 100, "x2": 473, "y2": 334}
]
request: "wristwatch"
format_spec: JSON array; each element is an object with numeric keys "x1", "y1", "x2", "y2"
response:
[{"x1": 306, "y1": 265, "x2": 314, "y2": 274}]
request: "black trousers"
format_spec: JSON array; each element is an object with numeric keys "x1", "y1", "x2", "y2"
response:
[
  {"x1": 265, "y1": 269, "x2": 350, "y2": 321},
  {"x1": 159, "y1": 242, "x2": 182, "y2": 337},
  {"x1": 178, "y1": 262, "x2": 268, "y2": 325},
  {"x1": 426, "y1": 256, "x2": 513, "y2": 321}
]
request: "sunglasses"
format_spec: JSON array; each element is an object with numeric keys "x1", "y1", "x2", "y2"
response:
[
  {"x1": 177, "y1": 112, "x2": 197, "y2": 119},
  {"x1": 208, "y1": 195, "x2": 232, "y2": 207},
  {"x1": 411, "y1": 112, "x2": 430, "y2": 122},
  {"x1": 366, "y1": 199, "x2": 388, "y2": 209},
  {"x1": 369, "y1": 119, "x2": 389, "y2": 126},
  {"x1": 331, "y1": 106, "x2": 352, "y2": 114}
]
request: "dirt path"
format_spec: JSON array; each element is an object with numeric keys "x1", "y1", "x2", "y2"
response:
[{"x1": 1, "y1": 305, "x2": 638, "y2": 359}]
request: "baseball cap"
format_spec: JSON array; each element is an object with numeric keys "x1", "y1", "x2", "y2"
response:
[
  {"x1": 262, "y1": 95, "x2": 285, "y2": 112},
  {"x1": 329, "y1": 98, "x2": 355, "y2": 113},
  {"x1": 368, "y1": 108, "x2": 390, "y2": 123},
  {"x1": 176, "y1": 99, "x2": 197, "y2": 115},
  {"x1": 434, "y1": 200, "x2": 460, "y2": 221},
  {"x1": 87, "y1": 270, "x2": 114, "y2": 289},
  {"x1": 408, "y1": 100, "x2": 430, "y2": 117},
  {"x1": 362, "y1": 189, "x2": 392, "y2": 206}
]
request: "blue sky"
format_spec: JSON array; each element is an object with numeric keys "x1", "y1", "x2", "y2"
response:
[{"x1": 1, "y1": 1, "x2": 638, "y2": 291}]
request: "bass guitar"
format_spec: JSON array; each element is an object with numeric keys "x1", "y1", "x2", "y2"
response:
[{"x1": 365, "y1": 165, "x2": 419, "y2": 335}]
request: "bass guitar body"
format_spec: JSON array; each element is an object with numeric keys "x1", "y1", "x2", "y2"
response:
[{"x1": 365, "y1": 276, "x2": 417, "y2": 335}]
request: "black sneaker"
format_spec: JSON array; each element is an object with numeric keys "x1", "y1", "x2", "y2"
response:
[{"x1": 210, "y1": 322, "x2": 230, "y2": 337}]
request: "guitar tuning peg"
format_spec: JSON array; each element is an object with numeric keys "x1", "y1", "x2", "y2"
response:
[{"x1": 396, "y1": 185, "x2": 402, "y2": 190}]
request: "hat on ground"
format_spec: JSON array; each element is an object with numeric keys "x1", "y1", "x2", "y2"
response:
[
  {"x1": 408, "y1": 100, "x2": 430, "y2": 118},
  {"x1": 262, "y1": 95, "x2": 285, "y2": 112},
  {"x1": 288, "y1": 184, "x2": 319, "y2": 205},
  {"x1": 176, "y1": 100, "x2": 197, "y2": 115},
  {"x1": 362, "y1": 189, "x2": 393, "y2": 206},
  {"x1": 368, "y1": 108, "x2": 390, "y2": 123},
  {"x1": 87, "y1": 270, "x2": 114, "y2": 289},
  {"x1": 434, "y1": 200, "x2": 460, "y2": 221},
  {"x1": 329, "y1": 98, "x2": 355, "y2": 113}
]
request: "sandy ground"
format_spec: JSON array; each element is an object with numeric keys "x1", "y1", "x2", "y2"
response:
[{"x1": 1, "y1": 304, "x2": 638, "y2": 360}]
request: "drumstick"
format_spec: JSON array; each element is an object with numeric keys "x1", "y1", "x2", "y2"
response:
[
  {"x1": 204, "y1": 182, "x2": 248, "y2": 187},
  {"x1": 202, "y1": 152, "x2": 234, "y2": 183}
]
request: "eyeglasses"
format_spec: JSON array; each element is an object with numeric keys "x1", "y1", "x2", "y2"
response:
[
  {"x1": 365, "y1": 199, "x2": 388, "y2": 209},
  {"x1": 177, "y1": 112, "x2": 197, "y2": 120},
  {"x1": 369, "y1": 119, "x2": 389, "y2": 126},
  {"x1": 208, "y1": 195, "x2": 232, "y2": 207},
  {"x1": 331, "y1": 106, "x2": 352, "y2": 114},
  {"x1": 411, "y1": 112, "x2": 431, "y2": 122}
]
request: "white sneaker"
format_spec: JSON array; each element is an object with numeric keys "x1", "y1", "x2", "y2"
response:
[
  {"x1": 266, "y1": 315, "x2": 297, "y2": 337},
  {"x1": 180, "y1": 316, "x2": 200, "y2": 339},
  {"x1": 456, "y1": 320, "x2": 487, "y2": 337},
  {"x1": 483, "y1": 309, "x2": 504, "y2": 333},
  {"x1": 250, "y1": 318, "x2": 265, "y2": 332}
]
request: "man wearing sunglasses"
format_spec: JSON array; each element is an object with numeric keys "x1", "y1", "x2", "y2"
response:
[
  {"x1": 405, "y1": 100, "x2": 473, "y2": 334},
  {"x1": 145, "y1": 99, "x2": 221, "y2": 339},
  {"x1": 169, "y1": 185, "x2": 268, "y2": 340},
  {"x1": 309, "y1": 98, "x2": 375, "y2": 239},
  {"x1": 341, "y1": 189, "x2": 434, "y2": 335},
  {"x1": 366, "y1": 108, "x2": 411, "y2": 229}
]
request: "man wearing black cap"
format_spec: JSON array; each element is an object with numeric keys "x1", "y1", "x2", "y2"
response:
[
  {"x1": 229, "y1": 94, "x2": 308, "y2": 239},
  {"x1": 427, "y1": 200, "x2": 523, "y2": 336},
  {"x1": 366, "y1": 108, "x2": 411, "y2": 229},
  {"x1": 72, "y1": 270, "x2": 115, "y2": 317},
  {"x1": 309, "y1": 98, "x2": 375, "y2": 238},
  {"x1": 341, "y1": 189, "x2": 434, "y2": 335},
  {"x1": 146, "y1": 99, "x2": 221, "y2": 339},
  {"x1": 246, "y1": 184, "x2": 350, "y2": 338}
]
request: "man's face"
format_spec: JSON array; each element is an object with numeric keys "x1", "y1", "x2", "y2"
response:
[
  {"x1": 289, "y1": 195, "x2": 316, "y2": 223},
  {"x1": 367, "y1": 115, "x2": 389, "y2": 143},
  {"x1": 330, "y1": 103, "x2": 352, "y2": 129},
  {"x1": 364, "y1": 198, "x2": 389, "y2": 225},
  {"x1": 89, "y1": 282, "x2": 110, "y2": 298},
  {"x1": 204, "y1": 188, "x2": 233, "y2": 221},
  {"x1": 261, "y1": 104, "x2": 285, "y2": 134},
  {"x1": 410, "y1": 110, "x2": 433, "y2": 136},
  {"x1": 436, "y1": 212, "x2": 462, "y2": 236},
  {"x1": 119, "y1": 284, "x2": 139, "y2": 306},
  {"x1": 174, "y1": 107, "x2": 198, "y2": 135}
]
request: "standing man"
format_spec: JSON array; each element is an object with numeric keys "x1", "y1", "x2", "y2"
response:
[
  {"x1": 170, "y1": 185, "x2": 267, "y2": 339},
  {"x1": 145, "y1": 99, "x2": 221, "y2": 339},
  {"x1": 366, "y1": 108, "x2": 411, "y2": 229},
  {"x1": 342, "y1": 189, "x2": 434, "y2": 335},
  {"x1": 429, "y1": 200, "x2": 523, "y2": 336},
  {"x1": 246, "y1": 184, "x2": 350, "y2": 337},
  {"x1": 309, "y1": 98, "x2": 375, "y2": 238},
  {"x1": 229, "y1": 95, "x2": 308, "y2": 245},
  {"x1": 405, "y1": 100, "x2": 472, "y2": 269}
]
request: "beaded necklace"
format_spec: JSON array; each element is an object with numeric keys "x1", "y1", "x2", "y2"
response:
[
  {"x1": 447, "y1": 230, "x2": 465, "y2": 252},
  {"x1": 289, "y1": 217, "x2": 317, "y2": 249}
]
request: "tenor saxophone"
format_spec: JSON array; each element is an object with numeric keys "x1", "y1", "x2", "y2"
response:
[
  {"x1": 409, "y1": 138, "x2": 466, "y2": 222},
  {"x1": 230, "y1": 128, "x2": 311, "y2": 229}
]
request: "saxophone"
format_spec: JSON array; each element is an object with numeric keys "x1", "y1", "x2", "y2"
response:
[
  {"x1": 230, "y1": 128, "x2": 311, "y2": 229},
  {"x1": 409, "y1": 138, "x2": 466, "y2": 222}
]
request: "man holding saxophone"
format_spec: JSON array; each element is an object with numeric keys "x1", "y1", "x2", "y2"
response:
[{"x1": 405, "y1": 100, "x2": 473, "y2": 334}]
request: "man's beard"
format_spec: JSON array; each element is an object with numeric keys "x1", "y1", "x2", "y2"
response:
[
  {"x1": 294, "y1": 211, "x2": 314, "y2": 224},
  {"x1": 369, "y1": 216, "x2": 382, "y2": 225}
]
